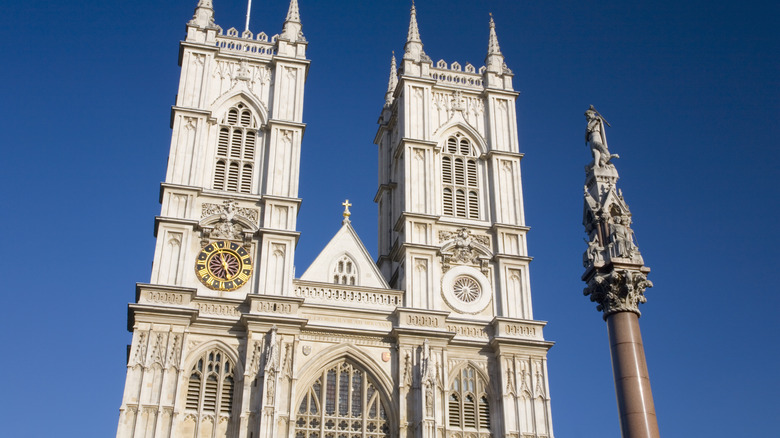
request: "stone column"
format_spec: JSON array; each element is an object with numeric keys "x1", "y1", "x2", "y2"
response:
[
  {"x1": 607, "y1": 311, "x2": 659, "y2": 438},
  {"x1": 581, "y1": 106, "x2": 660, "y2": 438}
]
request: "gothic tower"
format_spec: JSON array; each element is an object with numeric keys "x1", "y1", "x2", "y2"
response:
[
  {"x1": 373, "y1": 6, "x2": 555, "y2": 437},
  {"x1": 117, "y1": 1, "x2": 308, "y2": 436},
  {"x1": 117, "y1": 3, "x2": 555, "y2": 438}
]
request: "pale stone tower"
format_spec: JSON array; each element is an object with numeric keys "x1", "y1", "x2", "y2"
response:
[
  {"x1": 117, "y1": 1, "x2": 308, "y2": 436},
  {"x1": 581, "y1": 106, "x2": 659, "y2": 437},
  {"x1": 374, "y1": 6, "x2": 555, "y2": 437},
  {"x1": 117, "y1": 3, "x2": 555, "y2": 438}
]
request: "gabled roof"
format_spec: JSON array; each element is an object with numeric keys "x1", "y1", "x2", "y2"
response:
[{"x1": 299, "y1": 221, "x2": 390, "y2": 289}]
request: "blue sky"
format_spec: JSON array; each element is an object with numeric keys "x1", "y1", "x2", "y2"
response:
[{"x1": 1, "y1": 0, "x2": 778, "y2": 436}]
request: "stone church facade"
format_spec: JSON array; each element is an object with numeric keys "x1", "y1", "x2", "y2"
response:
[{"x1": 116, "y1": 2, "x2": 555, "y2": 437}]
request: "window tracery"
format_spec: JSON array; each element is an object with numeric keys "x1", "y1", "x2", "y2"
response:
[
  {"x1": 333, "y1": 255, "x2": 358, "y2": 286},
  {"x1": 213, "y1": 103, "x2": 259, "y2": 194},
  {"x1": 442, "y1": 134, "x2": 481, "y2": 219},
  {"x1": 295, "y1": 360, "x2": 390, "y2": 437},
  {"x1": 447, "y1": 364, "x2": 491, "y2": 436}
]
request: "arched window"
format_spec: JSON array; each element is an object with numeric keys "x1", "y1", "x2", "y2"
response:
[
  {"x1": 295, "y1": 360, "x2": 390, "y2": 437},
  {"x1": 441, "y1": 134, "x2": 481, "y2": 219},
  {"x1": 213, "y1": 103, "x2": 259, "y2": 194},
  {"x1": 184, "y1": 348, "x2": 236, "y2": 420},
  {"x1": 332, "y1": 255, "x2": 358, "y2": 286},
  {"x1": 447, "y1": 364, "x2": 491, "y2": 435}
]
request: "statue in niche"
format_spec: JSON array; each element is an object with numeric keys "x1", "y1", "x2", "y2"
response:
[
  {"x1": 584, "y1": 234, "x2": 605, "y2": 267},
  {"x1": 585, "y1": 105, "x2": 619, "y2": 167},
  {"x1": 609, "y1": 216, "x2": 635, "y2": 258}
]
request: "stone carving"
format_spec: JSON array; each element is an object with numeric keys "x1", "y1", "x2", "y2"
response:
[
  {"x1": 249, "y1": 341, "x2": 263, "y2": 376},
  {"x1": 201, "y1": 199, "x2": 259, "y2": 223},
  {"x1": 264, "y1": 326, "x2": 279, "y2": 373},
  {"x1": 403, "y1": 351, "x2": 413, "y2": 386},
  {"x1": 584, "y1": 269, "x2": 653, "y2": 319},
  {"x1": 439, "y1": 228, "x2": 491, "y2": 273},
  {"x1": 282, "y1": 343, "x2": 293, "y2": 378},
  {"x1": 166, "y1": 334, "x2": 182, "y2": 369},
  {"x1": 150, "y1": 332, "x2": 166, "y2": 366},
  {"x1": 582, "y1": 106, "x2": 652, "y2": 317},
  {"x1": 263, "y1": 326, "x2": 279, "y2": 406},
  {"x1": 583, "y1": 235, "x2": 604, "y2": 268},
  {"x1": 585, "y1": 105, "x2": 619, "y2": 168},
  {"x1": 420, "y1": 339, "x2": 437, "y2": 384},
  {"x1": 200, "y1": 199, "x2": 258, "y2": 246},
  {"x1": 609, "y1": 215, "x2": 636, "y2": 259},
  {"x1": 132, "y1": 332, "x2": 148, "y2": 367},
  {"x1": 211, "y1": 220, "x2": 244, "y2": 240}
]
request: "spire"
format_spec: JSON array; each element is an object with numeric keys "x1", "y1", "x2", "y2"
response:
[
  {"x1": 285, "y1": 0, "x2": 301, "y2": 23},
  {"x1": 407, "y1": 3, "x2": 421, "y2": 43},
  {"x1": 487, "y1": 13, "x2": 502, "y2": 55},
  {"x1": 189, "y1": 0, "x2": 216, "y2": 29},
  {"x1": 280, "y1": 0, "x2": 304, "y2": 42},
  {"x1": 385, "y1": 52, "x2": 398, "y2": 106},
  {"x1": 403, "y1": 3, "x2": 425, "y2": 61},
  {"x1": 485, "y1": 13, "x2": 505, "y2": 74}
]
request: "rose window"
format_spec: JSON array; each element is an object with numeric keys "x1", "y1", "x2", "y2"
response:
[{"x1": 453, "y1": 276, "x2": 481, "y2": 303}]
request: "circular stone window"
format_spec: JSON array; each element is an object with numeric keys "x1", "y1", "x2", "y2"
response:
[
  {"x1": 441, "y1": 266, "x2": 492, "y2": 314},
  {"x1": 453, "y1": 276, "x2": 481, "y2": 303}
]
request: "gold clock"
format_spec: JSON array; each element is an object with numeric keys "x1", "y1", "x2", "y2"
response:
[{"x1": 195, "y1": 240, "x2": 252, "y2": 291}]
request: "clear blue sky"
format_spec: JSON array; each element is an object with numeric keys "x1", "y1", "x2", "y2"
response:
[{"x1": 1, "y1": 0, "x2": 778, "y2": 436}]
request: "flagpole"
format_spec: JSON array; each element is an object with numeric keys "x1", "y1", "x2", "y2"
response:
[{"x1": 245, "y1": 0, "x2": 253, "y2": 32}]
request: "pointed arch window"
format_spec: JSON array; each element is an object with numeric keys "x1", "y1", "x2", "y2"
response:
[
  {"x1": 184, "y1": 348, "x2": 236, "y2": 421},
  {"x1": 213, "y1": 103, "x2": 260, "y2": 194},
  {"x1": 295, "y1": 360, "x2": 390, "y2": 437},
  {"x1": 447, "y1": 364, "x2": 492, "y2": 436},
  {"x1": 441, "y1": 134, "x2": 481, "y2": 219},
  {"x1": 332, "y1": 255, "x2": 358, "y2": 286}
]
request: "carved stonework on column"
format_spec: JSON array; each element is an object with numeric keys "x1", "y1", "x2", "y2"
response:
[
  {"x1": 580, "y1": 106, "x2": 660, "y2": 438},
  {"x1": 582, "y1": 106, "x2": 652, "y2": 318},
  {"x1": 584, "y1": 269, "x2": 653, "y2": 320}
]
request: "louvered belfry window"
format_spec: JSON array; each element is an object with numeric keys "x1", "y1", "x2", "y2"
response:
[
  {"x1": 184, "y1": 349, "x2": 236, "y2": 418},
  {"x1": 442, "y1": 134, "x2": 480, "y2": 219},
  {"x1": 213, "y1": 103, "x2": 258, "y2": 194},
  {"x1": 295, "y1": 360, "x2": 390, "y2": 437},
  {"x1": 447, "y1": 365, "x2": 491, "y2": 435}
]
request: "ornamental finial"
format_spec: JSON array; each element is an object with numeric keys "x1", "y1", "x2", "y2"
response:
[{"x1": 342, "y1": 199, "x2": 352, "y2": 223}]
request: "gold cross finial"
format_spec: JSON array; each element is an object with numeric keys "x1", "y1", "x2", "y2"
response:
[{"x1": 342, "y1": 199, "x2": 352, "y2": 221}]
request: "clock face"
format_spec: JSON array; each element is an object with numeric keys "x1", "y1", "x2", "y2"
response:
[{"x1": 195, "y1": 240, "x2": 253, "y2": 291}]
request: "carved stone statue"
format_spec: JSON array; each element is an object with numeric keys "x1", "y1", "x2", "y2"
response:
[
  {"x1": 585, "y1": 105, "x2": 619, "y2": 167},
  {"x1": 609, "y1": 216, "x2": 635, "y2": 258},
  {"x1": 584, "y1": 235, "x2": 604, "y2": 267}
]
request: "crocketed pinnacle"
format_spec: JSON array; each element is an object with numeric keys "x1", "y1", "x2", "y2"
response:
[
  {"x1": 189, "y1": 0, "x2": 215, "y2": 28},
  {"x1": 280, "y1": 0, "x2": 304, "y2": 42},
  {"x1": 285, "y1": 0, "x2": 300, "y2": 23},
  {"x1": 485, "y1": 13, "x2": 505, "y2": 73},
  {"x1": 385, "y1": 52, "x2": 398, "y2": 106},
  {"x1": 403, "y1": 3, "x2": 425, "y2": 61},
  {"x1": 407, "y1": 3, "x2": 421, "y2": 43},
  {"x1": 487, "y1": 14, "x2": 502, "y2": 55}
]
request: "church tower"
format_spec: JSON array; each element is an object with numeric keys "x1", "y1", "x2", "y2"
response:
[
  {"x1": 117, "y1": 1, "x2": 308, "y2": 436},
  {"x1": 118, "y1": 3, "x2": 555, "y2": 438},
  {"x1": 373, "y1": 6, "x2": 555, "y2": 437}
]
